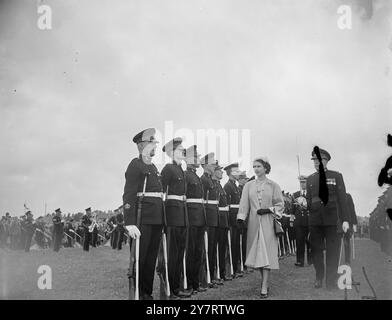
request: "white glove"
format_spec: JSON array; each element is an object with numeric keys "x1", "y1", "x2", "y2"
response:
[
  {"x1": 353, "y1": 225, "x2": 357, "y2": 233},
  {"x1": 342, "y1": 221, "x2": 349, "y2": 233},
  {"x1": 126, "y1": 225, "x2": 141, "y2": 239}
]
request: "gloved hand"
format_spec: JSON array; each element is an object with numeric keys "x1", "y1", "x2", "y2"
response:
[
  {"x1": 353, "y1": 225, "x2": 357, "y2": 233},
  {"x1": 257, "y1": 208, "x2": 272, "y2": 215},
  {"x1": 237, "y1": 219, "x2": 245, "y2": 228},
  {"x1": 342, "y1": 221, "x2": 349, "y2": 233},
  {"x1": 125, "y1": 225, "x2": 141, "y2": 239}
]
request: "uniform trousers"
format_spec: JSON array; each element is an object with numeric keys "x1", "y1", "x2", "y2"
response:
[
  {"x1": 310, "y1": 225, "x2": 341, "y2": 287},
  {"x1": 186, "y1": 226, "x2": 204, "y2": 290},
  {"x1": 129, "y1": 224, "x2": 162, "y2": 296},
  {"x1": 167, "y1": 226, "x2": 187, "y2": 294}
]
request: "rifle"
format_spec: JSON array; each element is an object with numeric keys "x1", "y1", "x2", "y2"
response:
[
  {"x1": 239, "y1": 232, "x2": 244, "y2": 272},
  {"x1": 128, "y1": 174, "x2": 147, "y2": 300},
  {"x1": 227, "y1": 195, "x2": 234, "y2": 276},
  {"x1": 205, "y1": 189, "x2": 211, "y2": 284},
  {"x1": 157, "y1": 190, "x2": 170, "y2": 300},
  {"x1": 183, "y1": 175, "x2": 190, "y2": 291}
]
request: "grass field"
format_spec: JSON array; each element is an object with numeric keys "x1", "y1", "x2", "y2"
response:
[{"x1": 1, "y1": 238, "x2": 391, "y2": 300}]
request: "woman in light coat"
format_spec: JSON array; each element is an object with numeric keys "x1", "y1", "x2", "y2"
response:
[{"x1": 237, "y1": 157, "x2": 284, "y2": 298}]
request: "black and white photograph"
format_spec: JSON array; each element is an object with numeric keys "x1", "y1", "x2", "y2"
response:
[{"x1": 0, "y1": 0, "x2": 391, "y2": 304}]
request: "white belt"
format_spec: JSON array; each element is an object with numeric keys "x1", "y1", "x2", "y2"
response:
[
  {"x1": 137, "y1": 192, "x2": 163, "y2": 198},
  {"x1": 206, "y1": 200, "x2": 219, "y2": 205},
  {"x1": 219, "y1": 206, "x2": 229, "y2": 211},
  {"x1": 230, "y1": 204, "x2": 240, "y2": 209},
  {"x1": 187, "y1": 198, "x2": 204, "y2": 204},
  {"x1": 167, "y1": 195, "x2": 186, "y2": 201}
]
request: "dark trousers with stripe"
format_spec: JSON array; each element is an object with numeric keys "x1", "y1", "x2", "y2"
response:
[
  {"x1": 230, "y1": 225, "x2": 240, "y2": 274},
  {"x1": 129, "y1": 224, "x2": 162, "y2": 296},
  {"x1": 167, "y1": 226, "x2": 187, "y2": 294},
  {"x1": 186, "y1": 226, "x2": 204, "y2": 290},
  {"x1": 295, "y1": 226, "x2": 311, "y2": 264},
  {"x1": 207, "y1": 226, "x2": 218, "y2": 280},
  {"x1": 217, "y1": 227, "x2": 228, "y2": 278},
  {"x1": 310, "y1": 225, "x2": 341, "y2": 287}
]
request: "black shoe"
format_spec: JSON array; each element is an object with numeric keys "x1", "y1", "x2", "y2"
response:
[
  {"x1": 314, "y1": 279, "x2": 322, "y2": 289},
  {"x1": 198, "y1": 286, "x2": 208, "y2": 292},
  {"x1": 176, "y1": 290, "x2": 192, "y2": 298},
  {"x1": 169, "y1": 294, "x2": 181, "y2": 300},
  {"x1": 216, "y1": 279, "x2": 224, "y2": 285},
  {"x1": 141, "y1": 293, "x2": 153, "y2": 300},
  {"x1": 191, "y1": 289, "x2": 198, "y2": 295},
  {"x1": 223, "y1": 275, "x2": 233, "y2": 281},
  {"x1": 295, "y1": 262, "x2": 304, "y2": 267},
  {"x1": 208, "y1": 282, "x2": 218, "y2": 289},
  {"x1": 260, "y1": 291, "x2": 269, "y2": 299}
]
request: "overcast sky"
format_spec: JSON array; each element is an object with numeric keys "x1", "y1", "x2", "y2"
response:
[{"x1": 0, "y1": 0, "x2": 391, "y2": 217}]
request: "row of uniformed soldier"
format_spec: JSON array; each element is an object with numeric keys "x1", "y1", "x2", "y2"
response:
[{"x1": 123, "y1": 128, "x2": 250, "y2": 300}]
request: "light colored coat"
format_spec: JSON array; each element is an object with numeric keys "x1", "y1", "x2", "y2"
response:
[{"x1": 237, "y1": 177, "x2": 284, "y2": 269}]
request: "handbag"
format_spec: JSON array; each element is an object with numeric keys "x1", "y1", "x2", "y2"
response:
[{"x1": 273, "y1": 218, "x2": 284, "y2": 236}]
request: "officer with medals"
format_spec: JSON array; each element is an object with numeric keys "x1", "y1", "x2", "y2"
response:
[
  {"x1": 123, "y1": 128, "x2": 164, "y2": 300},
  {"x1": 161, "y1": 137, "x2": 192, "y2": 299},
  {"x1": 184, "y1": 145, "x2": 207, "y2": 294},
  {"x1": 214, "y1": 161, "x2": 232, "y2": 282},
  {"x1": 306, "y1": 147, "x2": 350, "y2": 289},
  {"x1": 200, "y1": 153, "x2": 220, "y2": 288},
  {"x1": 224, "y1": 163, "x2": 242, "y2": 278},
  {"x1": 52, "y1": 208, "x2": 64, "y2": 252},
  {"x1": 81, "y1": 207, "x2": 92, "y2": 251},
  {"x1": 292, "y1": 175, "x2": 312, "y2": 267}
]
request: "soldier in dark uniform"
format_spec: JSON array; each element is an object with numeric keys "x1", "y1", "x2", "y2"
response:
[
  {"x1": 81, "y1": 207, "x2": 92, "y2": 251},
  {"x1": 237, "y1": 171, "x2": 249, "y2": 273},
  {"x1": 184, "y1": 145, "x2": 207, "y2": 294},
  {"x1": 292, "y1": 175, "x2": 312, "y2": 266},
  {"x1": 306, "y1": 148, "x2": 350, "y2": 289},
  {"x1": 91, "y1": 213, "x2": 98, "y2": 247},
  {"x1": 64, "y1": 218, "x2": 75, "y2": 248},
  {"x1": 123, "y1": 128, "x2": 164, "y2": 300},
  {"x1": 116, "y1": 208, "x2": 125, "y2": 250},
  {"x1": 34, "y1": 216, "x2": 46, "y2": 248},
  {"x1": 214, "y1": 162, "x2": 232, "y2": 282},
  {"x1": 200, "y1": 153, "x2": 220, "y2": 288},
  {"x1": 343, "y1": 193, "x2": 358, "y2": 265},
  {"x1": 24, "y1": 211, "x2": 36, "y2": 252},
  {"x1": 52, "y1": 208, "x2": 64, "y2": 252},
  {"x1": 107, "y1": 212, "x2": 117, "y2": 248},
  {"x1": 224, "y1": 163, "x2": 242, "y2": 278},
  {"x1": 161, "y1": 137, "x2": 191, "y2": 299}
]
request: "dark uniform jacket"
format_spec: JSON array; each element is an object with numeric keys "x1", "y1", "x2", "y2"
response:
[
  {"x1": 292, "y1": 190, "x2": 309, "y2": 227},
  {"x1": 123, "y1": 155, "x2": 164, "y2": 226},
  {"x1": 161, "y1": 161, "x2": 187, "y2": 227},
  {"x1": 216, "y1": 181, "x2": 229, "y2": 228},
  {"x1": 24, "y1": 217, "x2": 36, "y2": 235},
  {"x1": 306, "y1": 169, "x2": 349, "y2": 227},
  {"x1": 52, "y1": 216, "x2": 64, "y2": 234},
  {"x1": 107, "y1": 215, "x2": 117, "y2": 231},
  {"x1": 81, "y1": 215, "x2": 92, "y2": 230},
  {"x1": 224, "y1": 180, "x2": 241, "y2": 227},
  {"x1": 201, "y1": 173, "x2": 219, "y2": 227},
  {"x1": 346, "y1": 193, "x2": 358, "y2": 227},
  {"x1": 185, "y1": 168, "x2": 206, "y2": 227}
]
